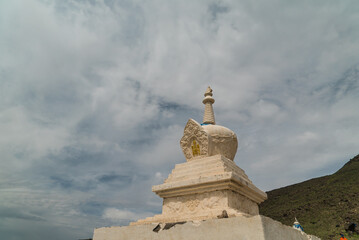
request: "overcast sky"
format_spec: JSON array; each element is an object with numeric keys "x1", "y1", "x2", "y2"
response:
[{"x1": 1, "y1": 0, "x2": 359, "y2": 239}]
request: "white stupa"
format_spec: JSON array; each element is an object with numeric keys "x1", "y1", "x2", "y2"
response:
[
  {"x1": 93, "y1": 87, "x2": 320, "y2": 240},
  {"x1": 293, "y1": 217, "x2": 304, "y2": 232},
  {"x1": 131, "y1": 86, "x2": 267, "y2": 225}
]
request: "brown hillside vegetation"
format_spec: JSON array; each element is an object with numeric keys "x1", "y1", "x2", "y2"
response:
[{"x1": 260, "y1": 154, "x2": 359, "y2": 240}]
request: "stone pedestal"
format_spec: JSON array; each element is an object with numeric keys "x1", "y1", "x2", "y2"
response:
[
  {"x1": 94, "y1": 215, "x2": 320, "y2": 240},
  {"x1": 131, "y1": 155, "x2": 266, "y2": 225}
]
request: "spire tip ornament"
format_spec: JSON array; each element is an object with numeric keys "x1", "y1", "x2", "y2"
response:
[{"x1": 204, "y1": 86, "x2": 213, "y2": 97}]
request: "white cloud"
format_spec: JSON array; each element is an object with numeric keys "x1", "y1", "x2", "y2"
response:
[
  {"x1": 102, "y1": 208, "x2": 153, "y2": 223},
  {"x1": 1, "y1": 0, "x2": 359, "y2": 239}
]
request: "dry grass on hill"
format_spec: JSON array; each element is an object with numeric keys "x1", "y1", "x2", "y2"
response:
[{"x1": 260, "y1": 155, "x2": 359, "y2": 240}]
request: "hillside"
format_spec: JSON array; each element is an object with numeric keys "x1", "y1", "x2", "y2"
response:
[{"x1": 259, "y1": 154, "x2": 359, "y2": 240}]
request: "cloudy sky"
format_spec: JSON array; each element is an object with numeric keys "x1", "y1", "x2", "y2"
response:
[{"x1": 1, "y1": 0, "x2": 359, "y2": 239}]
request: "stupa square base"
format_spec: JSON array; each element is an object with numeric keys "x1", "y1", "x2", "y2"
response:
[
  {"x1": 163, "y1": 189, "x2": 259, "y2": 216},
  {"x1": 132, "y1": 190, "x2": 259, "y2": 225}
]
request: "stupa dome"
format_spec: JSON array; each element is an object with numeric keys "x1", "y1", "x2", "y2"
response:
[
  {"x1": 202, "y1": 124, "x2": 236, "y2": 137},
  {"x1": 202, "y1": 124, "x2": 238, "y2": 160},
  {"x1": 180, "y1": 87, "x2": 238, "y2": 161}
]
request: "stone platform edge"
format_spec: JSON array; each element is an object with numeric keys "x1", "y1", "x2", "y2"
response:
[{"x1": 93, "y1": 214, "x2": 320, "y2": 240}]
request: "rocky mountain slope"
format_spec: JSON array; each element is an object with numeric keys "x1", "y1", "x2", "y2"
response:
[{"x1": 260, "y1": 154, "x2": 359, "y2": 240}]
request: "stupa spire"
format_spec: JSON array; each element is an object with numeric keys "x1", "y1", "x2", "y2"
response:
[{"x1": 202, "y1": 86, "x2": 215, "y2": 125}]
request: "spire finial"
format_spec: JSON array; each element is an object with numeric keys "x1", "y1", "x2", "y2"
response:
[{"x1": 202, "y1": 86, "x2": 215, "y2": 125}]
